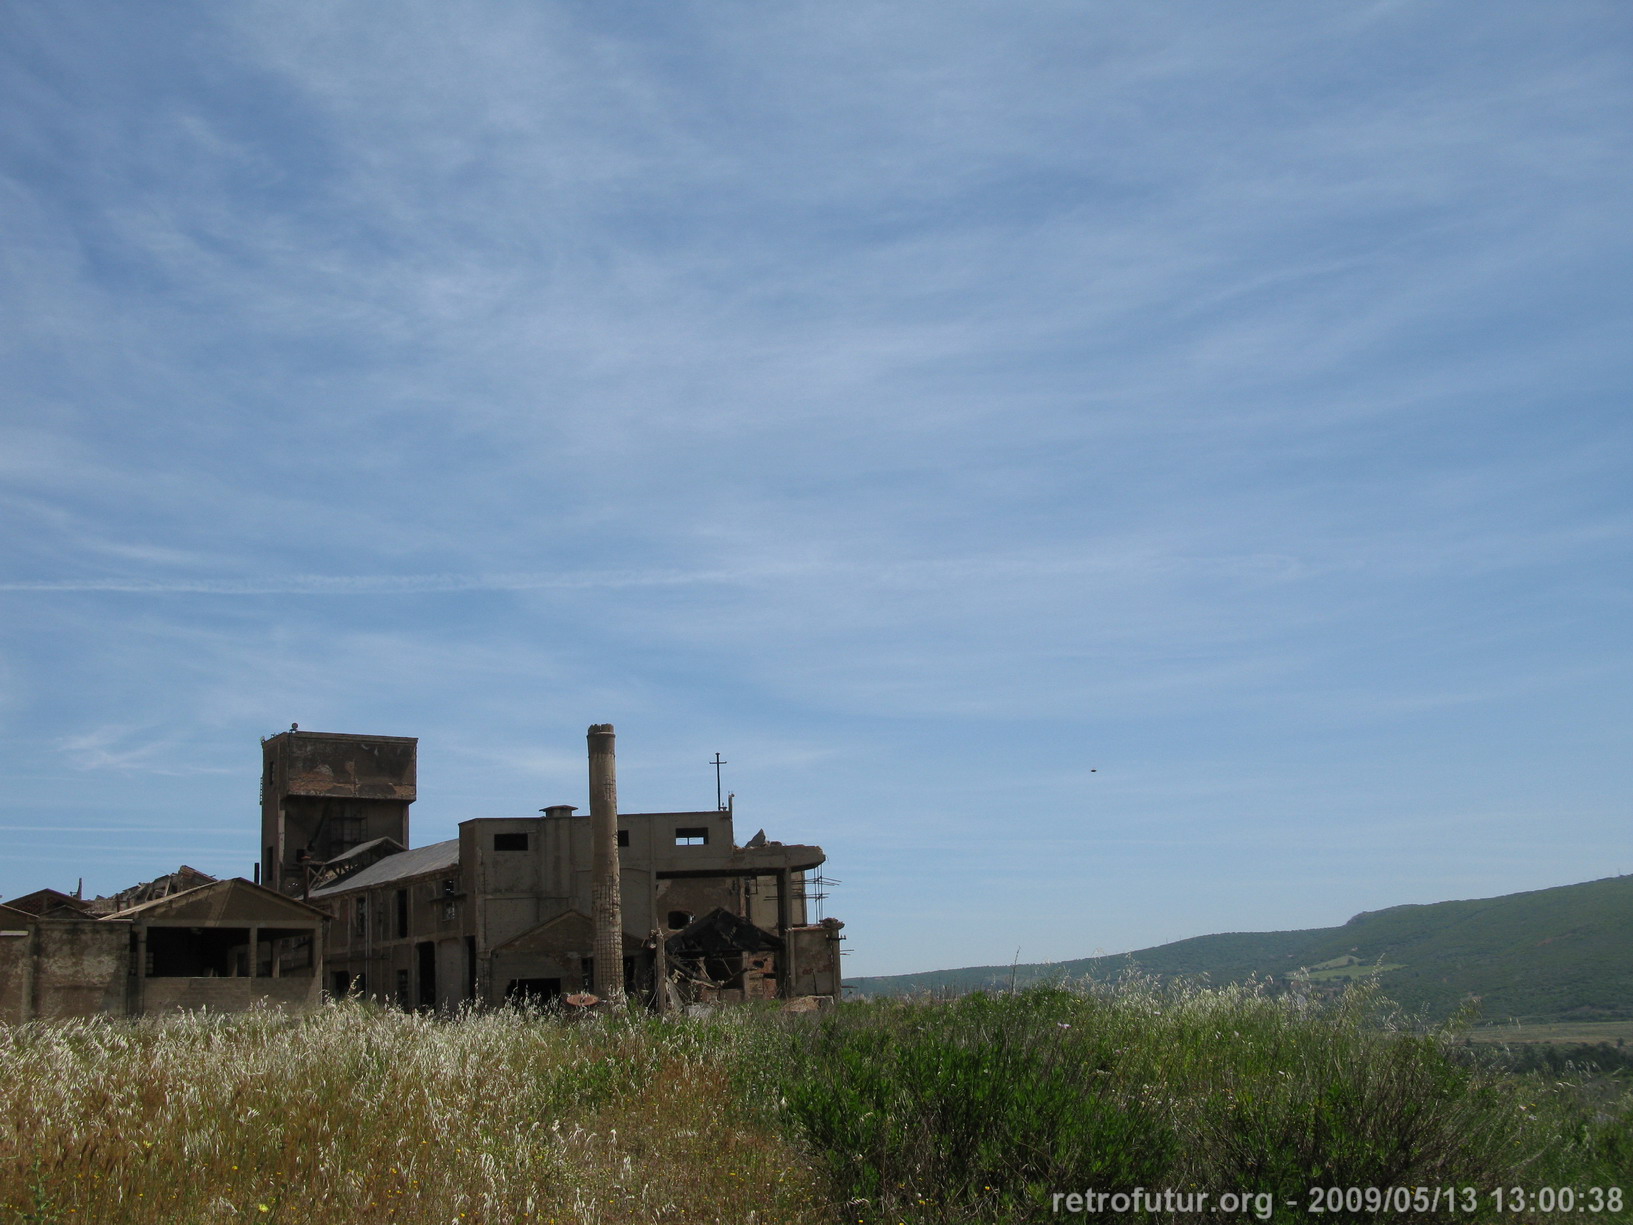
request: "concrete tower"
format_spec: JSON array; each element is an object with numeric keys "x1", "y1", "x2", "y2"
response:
[{"x1": 260, "y1": 729, "x2": 416, "y2": 894}]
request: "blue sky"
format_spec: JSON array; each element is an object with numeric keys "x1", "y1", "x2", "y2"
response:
[{"x1": 2, "y1": 2, "x2": 1629, "y2": 976}]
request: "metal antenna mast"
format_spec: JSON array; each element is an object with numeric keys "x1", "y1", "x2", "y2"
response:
[{"x1": 710, "y1": 752, "x2": 728, "y2": 810}]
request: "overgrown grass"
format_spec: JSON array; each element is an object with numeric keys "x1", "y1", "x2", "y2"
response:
[
  {"x1": 0, "y1": 1001, "x2": 827, "y2": 1224},
  {"x1": 2, "y1": 982, "x2": 1628, "y2": 1224},
  {"x1": 742, "y1": 979, "x2": 1633, "y2": 1223}
]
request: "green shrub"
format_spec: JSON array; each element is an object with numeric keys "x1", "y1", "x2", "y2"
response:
[
  {"x1": 774, "y1": 989, "x2": 1174, "y2": 1220},
  {"x1": 751, "y1": 980, "x2": 1633, "y2": 1224}
]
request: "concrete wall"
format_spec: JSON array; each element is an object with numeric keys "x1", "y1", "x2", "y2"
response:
[
  {"x1": 34, "y1": 920, "x2": 131, "y2": 1019},
  {"x1": 140, "y1": 975, "x2": 317, "y2": 1013},
  {"x1": 0, "y1": 918, "x2": 132, "y2": 1022},
  {"x1": 788, "y1": 922, "x2": 845, "y2": 999},
  {"x1": 463, "y1": 810, "x2": 800, "y2": 946},
  {"x1": 654, "y1": 876, "x2": 737, "y2": 932},
  {"x1": 261, "y1": 730, "x2": 417, "y2": 890},
  {"x1": 0, "y1": 924, "x2": 33, "y2": 1025}
]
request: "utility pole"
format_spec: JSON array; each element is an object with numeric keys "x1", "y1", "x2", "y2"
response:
[{"x1": 710, "y1": 752, "x2": 728, "y2": 811}]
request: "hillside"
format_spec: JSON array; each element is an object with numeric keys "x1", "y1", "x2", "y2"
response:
[{"x1": 847, "y1": 875, "x2": 1633, "y2": 1024}]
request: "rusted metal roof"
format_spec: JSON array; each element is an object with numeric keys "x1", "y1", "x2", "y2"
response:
[{"x1": 308, "y1": 838, "x2": 459, "y2": 897}]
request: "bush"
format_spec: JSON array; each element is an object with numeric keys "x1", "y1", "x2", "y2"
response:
[
  {"x1": 773, "y1": 989, "x2": 1174, "y2": 1220},
  {"x1": 752, "y1": 980, "x2": 1631, "y2": 1224}
]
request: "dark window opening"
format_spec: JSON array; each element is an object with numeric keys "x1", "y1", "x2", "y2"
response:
[
  {"x1": 146, "y1": 927, "x2": 252, "y2": 978},
  {"x1": 353, "y1": 897, "x2": 366, "y2": 937},
  {"x1": 674, "y1": 827, "x2": 709, "y2": 846},
  {"x1": 396, "y1": 969, "x2": 411, "y2": 1010},
  {"x1": 666, "y1": 910, "x2": 693, "y2": 930},
  {"x1": 616, "y1": 829, "x2": 630, "y2": 848},
  {"x1": 395, "y1": 888, "x2": 409, "y2": 939},
  {"x1": 331, "y1": 971, "x2": 352, "y2": 999},
  {"x1": 417, "y1": 941, "x2": 437, "y2": 1009},
  {"x1": 259, "y1": 929, "x2": 315, "y2": 976},
  {"x1": 493, "y1": 832, "x2": 528, "y2": 852},
  {"x1": 505, "y1": 977, "x2": 561, "y2": 1006},
  {"x1": 442, "y1": 878, "x2": 458, "y2": 896}
]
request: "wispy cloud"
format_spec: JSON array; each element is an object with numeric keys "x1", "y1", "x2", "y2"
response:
[{"x1": 1, "y1": 1, "x2": 1629, "y2": 965}]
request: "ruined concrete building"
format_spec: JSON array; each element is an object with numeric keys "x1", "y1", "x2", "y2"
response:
[
  {"x1": 1, "y1": 877, "x2": 328, "y2": 1023},
  {"x1": 1, "y1": 724, "x2": 844, "y2": 1020}
]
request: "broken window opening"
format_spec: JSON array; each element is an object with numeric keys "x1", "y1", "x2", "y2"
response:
[
  {"x1": 666, "y1": 910, "x2": 693, "y2": 930},
  {"x1": 493, "y1": 833, "x2": 528, "y2": 852},
  {"x1": 145, "y1": 926, "x2": 253, "y2": 978},
  {"x1": 417, "y1": 941, "x2": 436, "y2": 1009},
  {"x1": 505, "y1": 977, "x2": 561, "y2": 1006},
  {"x1": 674, "y1": 827, "x2": 709, "y2": 846}
]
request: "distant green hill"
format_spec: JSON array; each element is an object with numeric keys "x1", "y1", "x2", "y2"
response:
[{"x1": 847, "y1": 875, "x2": 1633, "y2": 1025}]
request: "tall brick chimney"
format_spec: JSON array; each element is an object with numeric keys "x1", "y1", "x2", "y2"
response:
[{"x1": 587, "y1": 723, "x2": 623, "y2": 1003}]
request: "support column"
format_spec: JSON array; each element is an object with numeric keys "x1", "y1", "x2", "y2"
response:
[
  {"x1": 776, "y1": 867, "x2": 796, "y2": 999},
  {"x1": 588, "y1": 724, "x2": 624, "y2": 1004},
  {"x1": 132, "y1": 926, "x2": 146, "y2": 1016}
]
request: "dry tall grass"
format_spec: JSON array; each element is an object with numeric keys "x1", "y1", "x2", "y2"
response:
[
  {"x1": 6, "y1": 986, "x2": 1628, "y2": 1225},
  {"x1": 0, "y1": 1001, "x2": 826, "y2": 1225}
]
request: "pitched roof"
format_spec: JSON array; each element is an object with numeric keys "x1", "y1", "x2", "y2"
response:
[
  {"x1": 2, "y1": 889, "x2": 94, "y2": 918},
  {"x1": 108, "y1": 877, "x2": 328, "y2": 921},
  {"x1": 666, "y1": 907, "x2": 782, "y2": 957},
  {"x1": 308, "y1": 838, "x2": 459, "y2": 897}
]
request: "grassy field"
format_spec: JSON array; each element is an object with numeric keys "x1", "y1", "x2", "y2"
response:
[
  {"x1": 1468, "y1": 1019, "x2": 1633, "y2": 1045},
  {"x1": 2, "y1": 982, "x2": 1630, "y2": 1224}
]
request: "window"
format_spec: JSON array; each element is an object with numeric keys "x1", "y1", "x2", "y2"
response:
[
  {"x1": 666, "y1": 910, "x2": 693, "y2": 930},
  {"x1": 396, "y1": 889, "x2": 409, "y2": 939},
  {"x1": 674, "y1": 827, "x2": 709, "y2": 846},
  {"x1": 506, "y1": 978, "x2": 561, "y2": 1006},
  {"x1": 493, "y1": 833, "x2": 528, "y2": 852},
  {"x1": 353, "y1": 897, "x2": 367, "y2": 937},
  {"x1": 616, "y1": 829, "x2": 630, "y2": 848},
  {"x1": 441, "y1": 879, "x2": 458, "y2": 897}
]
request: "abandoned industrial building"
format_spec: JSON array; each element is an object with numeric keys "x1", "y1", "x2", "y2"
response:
[{"x1": 1, "y1": 724, "x2": 844, "y2": 1022}]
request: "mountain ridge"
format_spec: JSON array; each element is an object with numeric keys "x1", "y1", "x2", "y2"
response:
[{"x1": 846, "y1": 875, "x2": 1633, "y2": 1024}]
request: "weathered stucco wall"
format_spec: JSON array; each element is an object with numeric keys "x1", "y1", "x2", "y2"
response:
[
  {"x1": 788, "y1": 923, "x2": 844, "y2": 999},
  {"x1": 0, "y1": 921, "x2": 34, "y2": 1025},
  {"x1": 140, "y1": 975, "x2": 318, "y2": 1013},
  {"x1": 31, "y1": 920, "x2": 131, "y2": 1019}
]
